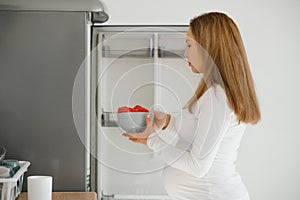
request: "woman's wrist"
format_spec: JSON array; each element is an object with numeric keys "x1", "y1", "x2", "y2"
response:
[{"x1": 162, "y1": 114, "x2": 171, "y2": 130}]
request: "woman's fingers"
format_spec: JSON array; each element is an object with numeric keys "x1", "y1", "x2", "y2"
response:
[
  {"x1": 122, "y1": 133, "x2": 131, "y2": 138},
  {"x1": 148, "y1": 110, "x2": 167, "y2": 130},
  {"x1": 146, "y1": 114, "x2": 151, "y2": 125},
  {"x1": 129, "y1": 138, "x2": 147, "y2": 145},
  {"x1": 129, "y1": 138, "x2": 138, "y2": 142},
  {"x1": 129, "y1": 138, "x2": 141, "y2": 142},
  {"x1": 122, "y1": 134, "x2": 139, "y2": 141},
  {"x1": 122, "y1": 132, "x2": 146, "y2": 139}
]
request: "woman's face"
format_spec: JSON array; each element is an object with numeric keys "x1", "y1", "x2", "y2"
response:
[{"x1": 184, "y1": 27, "x2": 203, "y2": 74}]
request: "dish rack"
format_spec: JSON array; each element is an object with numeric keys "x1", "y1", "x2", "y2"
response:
[{"x1": 0, "y1": 161, "x2": 30, "y2": 200}]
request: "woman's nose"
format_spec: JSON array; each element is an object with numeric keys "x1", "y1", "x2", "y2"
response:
[{"x1": 184, "y1": 48, "x2": 188, "y2": 58}]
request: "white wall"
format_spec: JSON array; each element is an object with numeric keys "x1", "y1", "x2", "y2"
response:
[{"x1": 101, "y1": 0, "x2": 300, "y2": 199}]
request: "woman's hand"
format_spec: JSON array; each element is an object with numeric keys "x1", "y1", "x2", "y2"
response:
[
  {"x1": 122, "y1": 110, "x2": 171, "y2": 145},
  {"x1": 128, "y1": 137, "x2": 148, "y2": 145}
]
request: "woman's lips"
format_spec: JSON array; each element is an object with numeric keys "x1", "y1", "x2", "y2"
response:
[{"x1": 188, "y1": 61, "x2": 191, "y2": 66}]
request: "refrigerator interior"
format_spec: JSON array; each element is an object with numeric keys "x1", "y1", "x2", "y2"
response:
[{"x1": 92, "y1": 26, "x2": 201, "y2": 199}]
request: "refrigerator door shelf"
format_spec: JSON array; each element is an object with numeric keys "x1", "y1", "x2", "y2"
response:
[
  {"x1": 102, "y1": 46, "x2": 154, "y2": 58},
  {"x1": 101, "y1": 33, "x2": 154, "y2": 59},
  {"x1": 101, "y1": 111, "x2": 118, "y2": 127}
]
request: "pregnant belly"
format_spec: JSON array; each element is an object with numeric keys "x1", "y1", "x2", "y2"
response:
[
  {"x1": 162, "y1": 166, "x2": 250, "y2": 200},
  {"x1": 163, "y1": 166, "x2": 212, "y2": 200}
]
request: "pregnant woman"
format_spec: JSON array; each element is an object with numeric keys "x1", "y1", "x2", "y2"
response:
[{"x1": 123, "y1": 12, "x2": 261, "y2": 200}]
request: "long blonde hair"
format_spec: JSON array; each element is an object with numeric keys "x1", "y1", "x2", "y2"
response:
[{"x1": 186, "y1": 12, "x2": 261, "y2": 124}]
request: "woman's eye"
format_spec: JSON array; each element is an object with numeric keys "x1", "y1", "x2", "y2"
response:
[{"x1": 187, "y1": 44, "x2": 191, "y2": 48}]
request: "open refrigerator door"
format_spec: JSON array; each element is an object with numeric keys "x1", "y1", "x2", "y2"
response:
[{"x1": 92, "y1": 26, "x2": 200, "y2": 200}]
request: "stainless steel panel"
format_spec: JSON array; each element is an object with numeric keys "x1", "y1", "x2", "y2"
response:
[{"x1": 0, "y1": 11, "x2": 87, "y2": 191}]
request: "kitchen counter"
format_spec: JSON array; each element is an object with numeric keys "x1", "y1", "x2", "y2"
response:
[{"x1": 16, "y1": 192, "x2": 97, "y2": 200}]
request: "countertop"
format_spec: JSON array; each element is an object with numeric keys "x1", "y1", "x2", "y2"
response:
[{"x1": 16, "y1": 192, "x2": 97, "y2": 200}]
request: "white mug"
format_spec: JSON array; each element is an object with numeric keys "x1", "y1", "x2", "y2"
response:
[{"x1": 27, "y1": 176, "x2": 52, "y2": 200}]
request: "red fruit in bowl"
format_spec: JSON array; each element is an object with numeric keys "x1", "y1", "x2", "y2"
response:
[
  {"x1": 133, "y1": 105, "x2": 149, "y2": 112},
  {"x1": 117, "y1": 105, "x2": 149, "y2": 113},
  {"x1": 118, "y1": 106, "x2": 131, "y2": 113},
  {"x1": 129, "y1": 107, "x2": 138, "y2": 112}
]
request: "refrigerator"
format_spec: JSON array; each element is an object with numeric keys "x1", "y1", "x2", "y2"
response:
[
  {"x1": 91, "y1": 26, "x2": 201, "y2": 199},
  {"x1": 0, "y1": 0, "x2": 108, "y2": 192}
]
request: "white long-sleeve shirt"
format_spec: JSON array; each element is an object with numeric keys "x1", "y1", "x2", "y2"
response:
[{"x1": 147, "y1": 85, "x2": 250, "y2": 200}]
